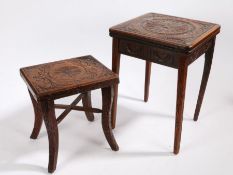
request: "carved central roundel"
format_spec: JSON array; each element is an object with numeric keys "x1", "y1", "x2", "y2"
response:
[
  {"x1": 141, "y1": 19, "x2": 195, "y2": 35},
  {"x1": 51, "y1": 65, "x2": 86, "y2": 84},
  {"x1": 55, "y1": 66, "x2": 82, "y2": 77}
]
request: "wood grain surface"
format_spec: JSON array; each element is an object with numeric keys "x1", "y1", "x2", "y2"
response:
[
  {"x1": 110, "y1": 13, "x2": 220, "y2": 52},
  {"x1": 20, "y1": 55, "x2": 119, "y2": 100}
]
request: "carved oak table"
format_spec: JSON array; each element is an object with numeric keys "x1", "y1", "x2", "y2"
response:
[
  {"x1": 20, "y1": 55, "x2": 119, "y2": 173},
  {"x1": 109, "y1": 13, "x2": 220, "y2": 154}
]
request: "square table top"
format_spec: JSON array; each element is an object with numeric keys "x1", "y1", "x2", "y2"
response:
[
  {"x1": 110, "y1": 13, "x2": 220, "y2": 52},
  {"x1": 20, "y1": 55, "x2": 118, "y2": 100}
]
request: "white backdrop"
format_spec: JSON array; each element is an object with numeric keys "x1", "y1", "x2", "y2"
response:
[{"x1": 0, "y1": 0, "x2": 233, "y2": 175}]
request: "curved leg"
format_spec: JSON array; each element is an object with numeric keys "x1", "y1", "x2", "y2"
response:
[
  {"x1": 40, "y1": 100, "x2": 59, "y2": 173},
  {"x1": 194, "y1": 38, "x2": 215, "y2": 121},
  {"x1": 28, "y1": 90, "x2": 43, "y2": 139},
  {"x1": 144, "y1": 61, "x2": 152, "y2": 102},
  {"x1": 112, "y1": 38, "x2": 121, "y2": 129},
  {"x1": 82, "y1": 91, "x2": 94, "y2": 121},
  {"x1": 174, "y1": 60, "x2": 188, "y2": 154},
  {"x1": 101, "y1": 86, "x2": 119, "y2": 151}
]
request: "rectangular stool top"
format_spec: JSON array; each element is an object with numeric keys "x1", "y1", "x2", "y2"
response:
[
  {"x1": 110, "y1": 13, "x2": 220, "y2": 52},
  {"x1": 20, "y1": 55, "x2": 119, "y2": 100}
]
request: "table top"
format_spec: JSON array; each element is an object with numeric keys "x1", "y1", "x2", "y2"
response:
[
  {"x1": 20, "y1": 55, "x2": 118, "y2": 99},
  {"x1": 110, "y1": 13, "x2": 220, "y2": 52}
]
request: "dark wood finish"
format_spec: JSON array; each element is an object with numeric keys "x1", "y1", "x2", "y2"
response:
[
  {"x1": 174, "y1": 59, "x2": 188, "y2": 154},
  {"x1": 187, "y1": 38, "x2": 214, "y2": 65},
  {"x1": 194, "y1": 38, "x2": 216, "y2": 121},
  {"x1": 82, "y1": 91, "x2": 95, "y2": 121},
  {"x1": 101, "y1": 86, "x2": 119, "y2": 151},
  {"x1": 110, "y1": 13, "x2": 220, "y2": 153},
  {"x1": 110, "y1": 13, "x2": 220, "y2": 52},
  {"x1": 111, "y1": 38, "x2": 121, "y2": 129},
  {"x1": 56, "y1": 94, "x2": 84, "y2": 124},
  {"x1": 40, "y1": 100, "x2": 58, "y2": 173},
  {"x1": 118, "y1": 38, "x2": 180, "y2": 68},
  {"x1": 54, "y1": 104, "x2": 102, "y2": 113},
  {"x1": 20, "y1": 55, "x2": 119, "y2": 101},
  {"x1": 29, "y1": 90, "x2": 43, "y2": 139},
  {"x1": 20, "y1": 55, "x2": 119, "y2": 173},
  {"x1": 144, "y1": 61, "x2": 152, "y2": 102}
]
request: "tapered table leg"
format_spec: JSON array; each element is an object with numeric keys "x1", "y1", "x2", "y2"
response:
[
  {"x1": 28, "y1": 90, "x2": 43, "y2": 139},
  {"x1": 194, "y1": 38, "x2": 215, "y2": 121},
  {"x1": 144, "y1": 61, "x2": 152, "y2": 102},
  {"x1": 40, "y1": 100, "x2": 59, "y2": 173},
  {"x1": 82, "y1": 91, "x2": 94, "y2": 121},
  {"x1": 174, "y1": 60, "x2": 188, "y2": 154},
  {"x1": 101, "y1": 86, "x2": 119, "y2": 151},
  {"x1": 111, "y1": 38, "x2": 121, "y2": 129}
]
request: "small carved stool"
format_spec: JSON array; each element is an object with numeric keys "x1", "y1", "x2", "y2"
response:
[
  {"x1": 20, "y1": 55, "x2": 119, "y2": 173},
  {"x1": 109, "y1": 13, "x2": 220, "y2": 154}
]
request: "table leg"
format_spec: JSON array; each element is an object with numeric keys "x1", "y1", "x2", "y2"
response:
[
  {"x1": 82, "y1": 91, "x2": 94, "y2": 121},
  {"x1": 194, "y1": 38, "x2": 215, "y2": 121},
  {"x1": 111, "y1": 38, "x2": 121, "y2": 129},
  {"x1": 101, "y1": 86, "x2": 119, "y2": 151},
  {"x1": 144, "y1": 61, "x2": 152, "y2": 102},
  {"x1": 174, "y1": 60, "x2": 188, "y2": 154},
  {"x1": 28, "y1": 90, "x2": 43, "y2": 139},
  {"x1": 40, "y1": 100, "x2": 59, "y2": 173}
]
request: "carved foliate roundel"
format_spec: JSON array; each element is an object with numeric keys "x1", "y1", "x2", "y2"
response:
[
  {"x1": 141, "y1": 19, "x2": 195, "y2": 35},
  {"x1": 110, "y1": 13, "x2": 220, "y2": 51},
  {"x1": 20, "y1": 55, "x2": 118, "y2": 97}
]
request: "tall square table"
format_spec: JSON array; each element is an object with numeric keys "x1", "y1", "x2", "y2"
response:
[{"x1": 109, "y1": 13, "x2": 220, "y2": 154}]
